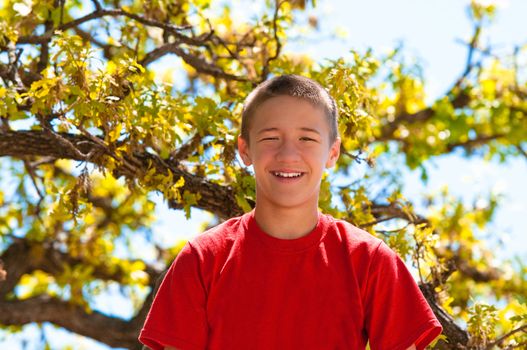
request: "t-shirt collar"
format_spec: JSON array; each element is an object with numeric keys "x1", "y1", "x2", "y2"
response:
[{"x1": 243, "y1": 210, "x2": 329, "y2": 254}]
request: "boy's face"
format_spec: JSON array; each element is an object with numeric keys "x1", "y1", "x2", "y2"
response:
[{"x1": 238, "y1": 95, "x2": 340, "y2": 212}]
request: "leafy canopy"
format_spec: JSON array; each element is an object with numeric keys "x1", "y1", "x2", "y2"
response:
[{"x1": 0, "y1": 0, "x2": 526, "y2": 349}]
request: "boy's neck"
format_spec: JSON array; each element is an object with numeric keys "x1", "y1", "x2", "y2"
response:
[{"x1": 253, "y1": 205, "x2": 319, "y2": 240}]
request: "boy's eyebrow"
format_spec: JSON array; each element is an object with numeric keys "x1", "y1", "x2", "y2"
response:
[
  {"x1": 299, "y1": 127, "x2": 321, "y2": 135},
  {"x1": 257, "y1": 127, "x2": 321, "y2": 135},
  {"x1": 257, "y1": 127, "x2": 279, "y2": 134}
]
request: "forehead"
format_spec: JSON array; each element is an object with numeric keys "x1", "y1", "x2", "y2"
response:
[{"x1": 250, "y1": 95, "x2": 329, "y2": 132}]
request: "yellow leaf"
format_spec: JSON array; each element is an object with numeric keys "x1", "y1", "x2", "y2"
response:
[
  {"x1": 174, "y1": 176, "x2": 185, "y2": 188},
  {"x1": 109, "y1": 123, "x2": 123, "y2": 142}
]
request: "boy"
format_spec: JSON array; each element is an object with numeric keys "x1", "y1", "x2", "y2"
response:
[{"x1": 139, "y1": 75, "x2": 443, "y2": 350}]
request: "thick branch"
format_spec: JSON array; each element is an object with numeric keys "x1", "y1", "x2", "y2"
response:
[
  {"x1": 0, "y1": 238, "x2": 161, "y2": 349},
  {"x1": 419, "y1": 283, "x2": 470, "y2": 348},
  {"x1": 454, "y1": 254, "x2": 501, "y2": 282},
  {"x1": 0, "y1": 238, "x2": 31, "y2": 297},
  {"x1": 0, "y1": 130, "x2": 242, "y2": 219},
  {"x1": 378, "y1": 91, "x2": 471, "y2": 141},
  {"x1": 446, "y1": 133, "x2": 506, "y2": 152},
  {"x1": 0, "y1": 296, "x2": 143, "y2": 349}
]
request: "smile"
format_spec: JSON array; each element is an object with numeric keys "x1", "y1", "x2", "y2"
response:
[{"x1": 272, "y1": 171, "x2": 304, "y2": 178}]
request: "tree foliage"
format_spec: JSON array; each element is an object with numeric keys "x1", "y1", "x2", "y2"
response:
[{"x1": 0, "y1": 0, "x2": 526, "y2": 349}]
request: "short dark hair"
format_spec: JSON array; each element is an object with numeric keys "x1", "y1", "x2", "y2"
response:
[{"x1": 241, "y1": 75, "x2": 339, "y2": 142}]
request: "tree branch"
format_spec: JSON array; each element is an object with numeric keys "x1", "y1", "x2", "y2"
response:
[
  {"x1": 486, "y1": 324, "x2": 527, "y2": 349},
  {"x1": 139, "y1": 43, "x2": 248, "y2": 82},
  {"x1": 446, "y1": 133, "x2": 506, "y2": 152},
  {"x1": 36, "y1": 0, "x2": 57, "y2": 73},
  {"x1": 73, "y1": 27, "x2": 123, "y2": 60},
  {"x1": 374, "y1": 21, "x2": 481, "y2": 142},
  {"x1": 0, "y1": 192, "x2": 178, "y2": 349},
  {"x1": 0, "y1": 238, "x2": 32, "y2": 297},
  {"x1": 18, "y1": 8, "x2": 198, "y2": 47},
  {"x1": 91, "y1": 0, "x2": 102, "y2": 12},
  {"x1": 169, "y1": 133, "x2": 202, "y2": 162},
  {"x1": 369, "y1": 203, "x2": 428, "y2": 225},
  {"x1": 261, "y1": 0, "x2": 285, "y2": 81},
  {"x1": 0, "y1": 237, "x2": 162, "y2": 349},
  {"x1": 516, "y1": 144, "x2": 527, "y2": 160},
  {"x1": 0, "y1": 130, "x2": 242, "y2": 219},
  {"x1": 378, "y1": 90, "x2": 471, "y2": 141},
  {"x1": 449, "y1": 19, "x2": 482, "y2": 92},
  {"x1": 419, "y1": 283, "x2": 471, "y2": 348},
  {"x1": 0, "y1": 296, "x2": 143, "y2": 349}
]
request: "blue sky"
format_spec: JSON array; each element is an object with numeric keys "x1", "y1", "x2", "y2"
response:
[{"x1": 2, "y1": 0, "x2": 526, "y2": 348}]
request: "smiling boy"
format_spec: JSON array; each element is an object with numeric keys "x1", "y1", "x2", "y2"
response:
[{"x1": 139, "y1": 75, "x2": 443, "y2": 350}]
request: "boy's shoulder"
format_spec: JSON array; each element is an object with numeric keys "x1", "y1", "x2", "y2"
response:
[
  {"x1": 324, "y1": 213, "x2": 385, "y2": 252},
  {"x1": 186, "y1": 213, "x2": 249, "y2": 254}
]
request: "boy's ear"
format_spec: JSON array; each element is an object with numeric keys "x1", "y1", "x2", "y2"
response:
[
  {"x1": 237, "y1": 135, "x2": 253, "y2": 166},
  {"x1": 325, "y1": 137, "x2": 341, "y2": 168}
]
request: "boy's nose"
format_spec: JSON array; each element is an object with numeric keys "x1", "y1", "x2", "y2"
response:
[{"x1": 275, "y1": 140, "x2": 301, "y2": 162}]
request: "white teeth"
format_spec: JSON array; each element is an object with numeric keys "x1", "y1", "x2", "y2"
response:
[{"x1": 273, "y1": 172, "x2": 302, "y2": 178}]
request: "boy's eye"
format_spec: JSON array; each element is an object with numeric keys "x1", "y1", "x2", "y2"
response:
[
  {"x1": 260, "y1": 137, "x2": 279, "y2": 141},
  {"x1": 300, "y1": 137, "x2": 317, "y2": 142}
]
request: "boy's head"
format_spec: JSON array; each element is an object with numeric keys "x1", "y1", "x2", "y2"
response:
[
  {"x1": 237, "y1": 75, "x2": 341, "y2": 213},
  {"x1": 241, "y1": 75, "x2": 339, "y2": 143}
]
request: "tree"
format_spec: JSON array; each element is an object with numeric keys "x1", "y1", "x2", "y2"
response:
[{"x1": 0, "y1": 0, "x2": 526, "y2": 348}]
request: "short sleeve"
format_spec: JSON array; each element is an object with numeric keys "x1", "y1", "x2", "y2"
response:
[
  {"x1": 363, "y1": 241, "x2": 442, "y2": 350},
  {"x1": 139, "y1": 243, "x2": 208, "y2": 350}
]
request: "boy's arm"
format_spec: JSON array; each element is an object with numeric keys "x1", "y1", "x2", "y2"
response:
[
  {"x1": 406, "y1": 345, "x2": 416, "y2": 350},
  {"x1": 364, "y1": 241, "x2": 442, "y2": 349},
  {"x1": 139, "y1": 243, "x2": 208, "y2": 350}
]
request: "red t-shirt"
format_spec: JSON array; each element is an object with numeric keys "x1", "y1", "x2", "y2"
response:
[{"x1": 139, "y1": 211, "x2": 442, "y2": 350}]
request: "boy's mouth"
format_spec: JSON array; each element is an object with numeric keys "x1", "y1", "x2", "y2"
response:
[{"x1": 271, "y1": 171, "x2": 304, "y2": 178}]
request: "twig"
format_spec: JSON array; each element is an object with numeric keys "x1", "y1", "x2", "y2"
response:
[
  {"x1": 90, "y1": 0, "x2": 102, "y2": 11},
  {"x1": 516, "y1": 145, "x2": 527, "y2": 160},
  {"x1": 18, "y1": 8, "x2": 195, "y2": 45},
  {"x1": 22, "y1": 160, "x2": 45, "y2": 202},
  {"x1": 170, "y1": 133, "x2": 202, "y2": 162},
  {"x1": 261, "y1": 0, "x2": 285, "y2": 81},
  {"x1": 6, "y1": 42, "x2": 25, "y2": 91},
  {"x1": 72, "y1": 27, "x2": 124, "y2": 59},
  {"x1": 451, "y1": 20, "x2": 482, "y2": 91},
  {"x1": 36, "y1": 1, "x2": 56, "y2": 73},
  {"x1": 140, "y1": 43, "x2": 247, "y2": 82},
  {"x1": 340, "y1": 148, "x2": 373, "y2": 166},
  {"x1": 485, "y1": 324, "x2": 527, "y2": 349},
  {"x1": 36, "y1": 114, "x2": 90, "y2": 161}
]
